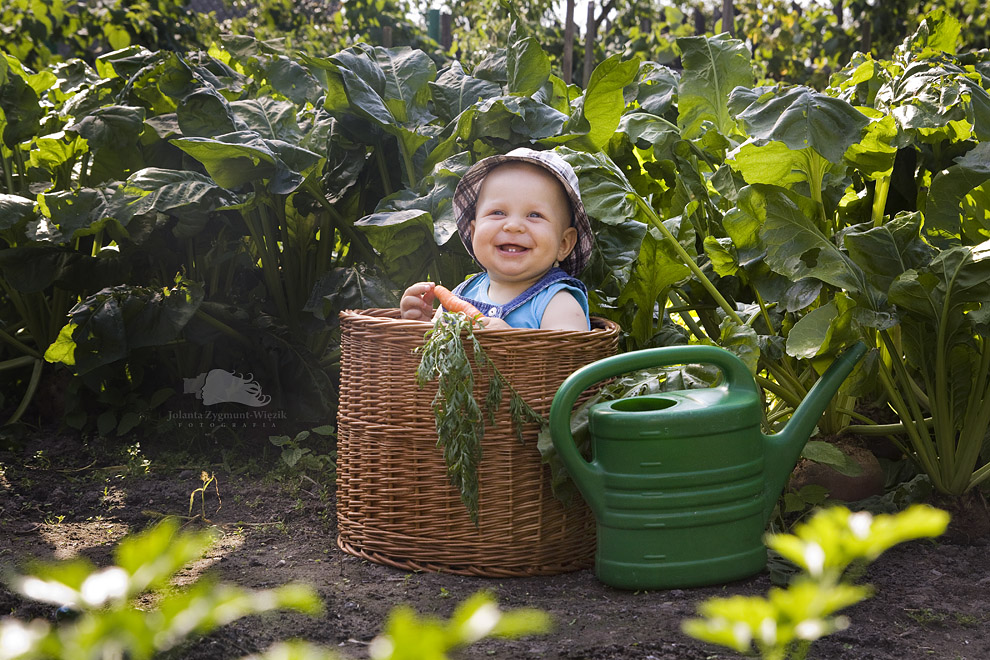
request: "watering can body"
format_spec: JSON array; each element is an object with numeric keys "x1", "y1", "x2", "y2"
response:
[{"x1": 549, "y1": 343, "x2": 867, "y2": 590}]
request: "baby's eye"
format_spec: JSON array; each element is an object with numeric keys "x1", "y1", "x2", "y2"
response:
[{"x1": 527, "y1": 211, "x2": 544, "y2": 218}]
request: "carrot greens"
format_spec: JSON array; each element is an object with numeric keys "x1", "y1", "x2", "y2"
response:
[{"x1": 415, "y1": 312, "x2": 542, "y2": 524}]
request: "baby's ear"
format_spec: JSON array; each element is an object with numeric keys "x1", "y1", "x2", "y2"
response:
[{"x1": 557, "y1": 225, "x2": 578, "y2": 261}]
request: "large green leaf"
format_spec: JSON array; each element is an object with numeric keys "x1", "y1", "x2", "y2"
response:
[
  {"x1": 882, "y1": 60, "x2": 990, "y2": 142},
  {"x1": 109, "y1": 168, "x2": 240, "y2": 237},
  {"x1": 561, "y1": 149, "x2": 648, "y2": 292},
  {"x1": 45, "y1": 280, "x2": 205, "y2": 375},
  {"x1": 573, "y1": 54, "x2": 641, "y2": 150},
  {"x1": 33, "y1": 188, "x2": 114, "y2": 245},
  {"x1": 506, "y1": 37, "x2": 550, "y2": 97},
  {"x1": 785, "y1": 293, "x2": 858, "y2": 359},
  {"x1": 0, "y1": 246, "x2": 83, "y2": 293},
  {"x1": 733, "y1": 86, "x2": 870, "y2": 164},
  {"x1": 676, "y1": 34, "x2": 754, "y2": 140},
  {"x1": 266, "y1": 55, "x2": 323, "y2": 106},
  {"x1": 0, "y1": 57, "x2": 44, "y2": 148},
  {"x1": 229, "y1": 97, "x2": 304, "y2": 142},
  {"x1": 926, "y1": 142, "x2": 990, "y2": 244},
  {"x1": 843, "y1": 111, "x2": 899, "y2": 181},
  {"x1": 354, "y1": 209, "x2": 436, "y2": 283},
  {"x1": 174, "y1": 131, "x2": 320, "y2": 194},
  {"x1": 304, "y1": 265, "x2": 400, "y2": 323},
  {"x1": 843, "y1": 212, "x2": 936, "y2": 294},
  {"x1": 429, "y1": 61, "x2": 501, "y2": 123},
  {"x1": 327, "y1": 43, "x2": 437, "y2": 174},
  {"x1": 0, "y1": 193, "x2": 35, "y2": 233},
  {"x1": 617, "y1": 219, "x2": 693, "y2": 346},
  {"x1": 66, "y1": 105, "x2": 146, "y2": 152},
  {"x1": 761, "y1": 190, "x2": 870, "y2": 295},
  {"x1": 633, "y1": 62, "x2": 679, "y2": 119}
]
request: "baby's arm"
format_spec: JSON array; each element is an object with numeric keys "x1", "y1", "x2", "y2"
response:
[
  {"x1": 539, "y1": 290, "x2": 589, "y2": 331},
  {"x1": 400, "y1": 282, "x2": 437, "y2": 321}
]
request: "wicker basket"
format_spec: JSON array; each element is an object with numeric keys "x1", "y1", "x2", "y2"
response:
[{"x1": 335, "y1": 309, "x2": 620, "y2": 577}]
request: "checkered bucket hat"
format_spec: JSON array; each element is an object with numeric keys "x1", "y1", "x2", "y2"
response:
[{"x1": 452, "y1": 147, "x2": 594, "y2": 277}]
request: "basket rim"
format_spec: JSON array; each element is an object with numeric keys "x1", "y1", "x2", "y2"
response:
[{"x1": 339, "y1": 308, "x2": 620, "y2": 337}]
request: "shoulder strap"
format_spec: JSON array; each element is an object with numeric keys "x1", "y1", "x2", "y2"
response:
[{"x1": 448, "y1": 268, "x2": 586, "y2": 320}]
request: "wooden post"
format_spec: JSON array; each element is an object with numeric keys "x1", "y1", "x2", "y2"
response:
[
  {"x1": 722, "y1": 0, "x2": 734, "y2": 36},
  {"x1": 382, "y1": 26, "x2": 393, "y2": 48},
  {"x1": 582, "y1": 0, "x2": 617, "y2": 88},
  {"x1": 693, "y1": 6, "x2": 705, "y2": 35},
  {"x1": 441, "y1": 12, "x2": 452, "y2": 50},
  {"x1": 563, "y1": 0, "x2": 575, "y2": 84},
  {"x1": 583, "y1": 2, "x2": 594, "y2": 87}
]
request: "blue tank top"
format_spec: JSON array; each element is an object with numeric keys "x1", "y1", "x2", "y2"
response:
[{"x1": 449, "y1": 267, "x2": 590, "y2": 330}]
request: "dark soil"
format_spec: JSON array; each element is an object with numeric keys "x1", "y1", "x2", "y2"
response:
[{"x1": 1, "y1": 429, "x2": 988, "y2": 660}]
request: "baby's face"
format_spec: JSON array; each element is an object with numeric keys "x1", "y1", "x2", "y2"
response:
[{"x1": 469, "y1": 162, "x2": 577, "y2": 290}]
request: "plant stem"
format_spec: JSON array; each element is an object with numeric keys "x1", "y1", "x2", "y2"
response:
[
  {"x1": 1, "y1": 149, "x2": 15, "y2": 193},
  {"x1": 0, "y1": 324, "x2": 42, "y2": 359},
  {"x1": 303, "y1": 180, "x2": 378, "y2": 264},
  {"x1": 375, "y1": 146, "x2": 393, "y2": 196},
  {"x1": 872, "y1": 175, "x2": 891, "y2": 227},
  {"x1": 3, "y1": 357, "x2": 43, "y2": 425},
  {"x1": 193, "y1": 309, "x2": 256, "y2": 350},
  {"x1": 633, "y1": 195, "x2": 743, "y2": 326}
]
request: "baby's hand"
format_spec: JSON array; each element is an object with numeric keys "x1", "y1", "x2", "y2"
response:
[
  {"x1": 400, "y1": 282, "x2": 436, "y2": 321},
  {"x1": 478, "y1": 317, "x2": 511, "y2": 330}
]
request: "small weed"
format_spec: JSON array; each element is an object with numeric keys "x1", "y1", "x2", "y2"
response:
[
  {"x1": 953, "y1": 612, "x2": 979, "y2": 627},
  {"x1": 905, "y1": 608, "x2": 947, "y2": 626},
  {"x1": 439, "y1": 587, "x2": 451, "y2": 599},
  {"x1": 188, "y1": 471, "x2": 221, "y2": 522},
  {"x1": 44, "y1": 513, "x2": 65, "y2": 526}
]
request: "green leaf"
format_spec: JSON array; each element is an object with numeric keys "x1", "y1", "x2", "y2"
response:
[
  {"x1": 354, "y1": 209, "x2": 435, "y2": 284},
  {"x1": 66, "y1": 105, "x2": 146, "y2": 152},
  {"x1": 0, "y1": 60, "x2": 44, "y2": 148},
  {"x1": 229, "y1": 97, "x2": 304, "y2": 142},
  {"x1": 0, "y1": 193, "x2": 35, "y2": 233},
  {"x1": 576, "y1": 54, "x2": 641, "y2": 150},
  {"x1": 926, "y1": 142, "x2": 990, "y2": 245},
  {"x1": 785, "y1": 294, "x2": 858, "y2": 359},
  {"x1": 267, "y1": 55, "x2": 323, "y2": 106},
  {"x1": 733, "y1": 86, "x2": 869, "y2": 164},
  {"x1": 110, "y1": 168, "x2": 239, "y2": 238},
  {"x1": 802, "y1": 441, "x2": 864, "y2": 478},
  {"x1": 676, "y1": 34, "x2": 754, "y2": 140},
  {"x1": 842, "y1": 212, "x2": 935, "y2": 293},
  {"x1": 562, "y1": 149, "x2": 648, "y2": 290},
  {"x1": 761, "y1": 191, "x2": 870, "y2": 294},
  {"x1": 97, "y1": 410, "x2": 117, "y2": 436},
  {"x1": 174, "y1": 131, "x2": 320, "y2": 194},
  {"x1": 429, "y1": 61, "x2": 502, "y2": 122},
  {"x1": 843, "y1": 112, "x2": 899, "y2": 181},
  {"x1": 506, "y1": 37, "x2": 550, "y2": 97},
  {"x1": 718, "y1": 317, "x2": 760, "y2": 373},
  {"x1": 48, "y1": 281, "x2": 205, "y2": 375},
  {"x1": 617, "y1": 219, "x2": 693, "y2": 346},
  {"x1": 304, "y1": 265, "x2": 400, "y2": 322}
]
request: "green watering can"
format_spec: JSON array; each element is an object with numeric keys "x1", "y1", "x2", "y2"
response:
[{"x1": 549, "y1": 342, "x2": 867, "y2": 590}]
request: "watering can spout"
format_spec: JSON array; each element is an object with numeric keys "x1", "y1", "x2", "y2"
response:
[{"x1": 760, "y1": 341, "x2": 868, "y2": 522}]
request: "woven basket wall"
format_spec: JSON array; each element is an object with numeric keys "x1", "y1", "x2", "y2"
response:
[{"x1": 335, "y1": 309, "x2": 620, "y2": 577}]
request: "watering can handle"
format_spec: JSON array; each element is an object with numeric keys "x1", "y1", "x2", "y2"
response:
[{"x1": 548, "y1": 346, "x2": 757, "y2": 499}]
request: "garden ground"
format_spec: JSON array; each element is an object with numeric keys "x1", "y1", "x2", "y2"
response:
[{"x1": 1, "y1": 429, "x2": 988, "y2": 660}]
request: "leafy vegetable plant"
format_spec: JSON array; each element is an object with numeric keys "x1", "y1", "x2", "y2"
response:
[
  {"x1": 0, "y1": 518, "x2": 321, "y2": 660},
  {"x1": 683, "y1": 504, "x2": 949, "y2": 660},
  {"x1": 415, "y1": 312, "x2": 541, "y2": 523}
]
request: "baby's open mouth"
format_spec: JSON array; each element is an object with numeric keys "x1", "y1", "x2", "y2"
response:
[{"x1": 497, "y1": 244, "x2": 529, "y2": 253}]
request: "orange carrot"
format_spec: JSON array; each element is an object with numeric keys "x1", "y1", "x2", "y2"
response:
[{"x1": 434, "y1": 284, "x2": 485, "y2": 320}]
